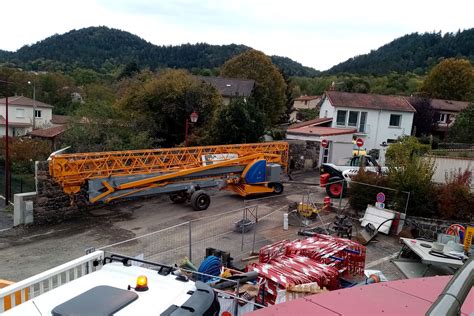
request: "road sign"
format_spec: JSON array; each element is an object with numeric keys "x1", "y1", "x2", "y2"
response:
[
  {"x1": 356, "y1": 138, "x2": 364, "y2": 148},
  {"x1": 376, "y1": 192, "x2": 385, "y2": 203},
  {"x1": 321, "y1": 139, "x2": 329, "y2": 148}
]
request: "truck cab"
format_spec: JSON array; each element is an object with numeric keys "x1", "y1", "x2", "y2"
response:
[{"x1": 320, "y1": 155, "x2": 385, "y2": 198}]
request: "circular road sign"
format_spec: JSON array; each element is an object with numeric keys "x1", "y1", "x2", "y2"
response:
[
  {"x1": 321, "y1": 139, "x2": 329, "y2": 148},
  {"x1": 376, "y1": 192, "x2": 385, "y2": 203},
  {"x1": 356, "y1": 138, "x2": 364, "y2": 148}
]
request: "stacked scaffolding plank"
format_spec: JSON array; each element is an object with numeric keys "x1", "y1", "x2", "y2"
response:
[{"x1": 248, "y1": 234, "x2": 366, "y2": 305}]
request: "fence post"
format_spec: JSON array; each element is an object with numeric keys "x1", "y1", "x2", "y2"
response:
[
  {"x1": 251, "y1": 206, "x2": 258, "y2": 254},
  {"x1": 241, "y1": 208, "x2": 246, "y2": 252},
  {"x1": 188, "y1": 221, "x2": 192, "y2": 262},
  {"x1": 338, "y1": 179, "x2": 344, "y2": 212},
  {"x1": 404, "y1": 191, "x2": 410, "y2": 216}
]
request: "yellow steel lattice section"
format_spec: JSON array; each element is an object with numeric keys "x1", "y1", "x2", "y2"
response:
[{"x1": 49, "y1": 142, "x2": 289, "y2": 193}]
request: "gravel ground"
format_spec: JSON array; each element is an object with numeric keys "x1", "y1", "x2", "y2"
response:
[{"x1": 0, "y1": 171, "x2": 404, "y2": 282}]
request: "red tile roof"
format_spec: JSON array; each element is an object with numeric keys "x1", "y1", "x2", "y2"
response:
[
  {"x1": 295, "y1": 95, "x2": 321, "y2": 101},
  {"x1": 288, "y1": 117, "x2": 332, "y2": 130},
  {"x1": 51, "y1": 114, "x2": 71, "y2": 125},
  {"x1": 287, "y1": 126, "x2": 356, "y2": 137},
  {"x1": 0, "y1": 96, "x2": 54, "y2": 108},
  {"x1": 326, "y1": 91, "x2": 416, "y2": 112},
  {"x1": 194, "y1": 76, "x2": 255, "y2": 97},
  {"x1": 0, "y1": 115, "x2": 32, "y2": 127},
  {"x1": 429, "y1": 98, "x2": 469, "y2": 112},
  {"x1": 28, "y1": 125, "x2": 66, "y2": 138}
]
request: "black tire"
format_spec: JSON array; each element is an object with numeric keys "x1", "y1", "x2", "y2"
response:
[
  {"x1": 270, "y1": 182, "x2": 284, "y2": 195},
  {"x1": 326, "y1": 177, "x2": 347, "y2": 198},
  {"x1": 190, "y1": 190, "x2": 211, "y2": 211},
  {"x1": 169, "y1": 192, "x2": 187, "y2": 204}
]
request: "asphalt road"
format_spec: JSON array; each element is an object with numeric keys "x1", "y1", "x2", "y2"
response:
[{"x1": 0, "y1": 172, "x2": 403, "y2": 282}]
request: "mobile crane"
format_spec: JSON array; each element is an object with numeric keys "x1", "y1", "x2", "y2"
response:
[{"x1": 49, "y1": 142, "x2": 289, "y2": 211}]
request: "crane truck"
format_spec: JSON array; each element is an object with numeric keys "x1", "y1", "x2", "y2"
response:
[{"x1": 49, "y1": 142, "x2": 289, "y2": 211}]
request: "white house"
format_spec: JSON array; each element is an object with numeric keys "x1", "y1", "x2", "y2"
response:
[
  {"x1": 319, "y1": 91, "x2": 416, "y2": 151},
  {"x1": 0, "y1": 96, "x2": 54, "y2": 136}
]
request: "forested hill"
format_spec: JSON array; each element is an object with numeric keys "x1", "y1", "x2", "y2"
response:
[
  {"x1": 326, "y1": 29, "x2": 474, "y2": 75},
  {"x1": 0, "y1": 26, "x2": 319, "y2": 77}
]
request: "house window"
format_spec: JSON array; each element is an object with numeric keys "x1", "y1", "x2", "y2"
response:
[
  {"x1": 437, "y1": 113, "x2": 447, "y2": 123},
  {"x1": 389, "y1": 114, "x2": 401, "y2": 127},
  {"x1": 359, "y1": 112, "x2": 367, "y2": 133},
  {"x1": 16, "y1": 108, "x2": 25, "y2": 118},
  {"x1": 324, "y1": 110, "x2": 328, "y2": 118},
  {"x1": 348, "y1": 111, "x2": 359, "y2": 127},
  {"x1": 336, "y1": 110, "x2": 347, "y2": 126},
  {"x1": 34, "y1": 110, "x2": 42, "y2": 118},
  {"x1": 322, "y1": 142, "x2": 331, "y2": 163}
]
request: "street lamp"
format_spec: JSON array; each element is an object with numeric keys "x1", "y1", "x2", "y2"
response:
[
  {"x1": 185, "y1": 111, "x2": 199, "y2": 147},
  {"x1": 28, "y1": 80, "x2": 36, "y2": 130}
]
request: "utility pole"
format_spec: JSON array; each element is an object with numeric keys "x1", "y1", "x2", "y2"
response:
[
  {"x1": 1, "y1": 80, "x2": 11, "y2": 204},
  {"x1": 28, "y1": 80, "x2": 36, "y2": 130}
]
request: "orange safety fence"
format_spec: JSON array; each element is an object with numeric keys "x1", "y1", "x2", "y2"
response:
[{"x1": 0, "y1": 280, "x2": 29, "y2": 311}]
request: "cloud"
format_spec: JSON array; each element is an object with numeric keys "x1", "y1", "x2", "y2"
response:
[{"x1": 1, "y1": 0, "x2": 473, "y2": 70}]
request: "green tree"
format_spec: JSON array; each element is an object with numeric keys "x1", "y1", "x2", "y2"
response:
[
  {"x1": 449, "y1": 102, "x2": 474, "y2": 143},
  {"x1": 62, "y1": 101, "x2": 153, "y2": 153},
  {"x1": 211, "y1": 98, "x2": 264, "y2": 144},
  {"x1": 422, "y1": 58, "x2": 474, "y2": 101},
  {"x1": 410, "y1": 97, "x2": 436, "y2": 137},
  {"x1": 83, "y1": 83, "x2": 115, "y2": 104},
  {"x1": 117, "y1": 69, "x2": 222, "y2": 147},
  {"x1": 118, "y1": 62, "x2": 140, "y2": 80},
  {"x1": 386, "y1": 137, "x2": 436, "y2": 217},
  {"x1": 297, "y1": 109, "x2": 319, "y2": 121},
  {"x1": 220, "y1": 50, "x2": 287, "y2": 126}
]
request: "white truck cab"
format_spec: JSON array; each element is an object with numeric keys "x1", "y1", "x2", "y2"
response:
[{"x1": 3, "y1": 255, "x2": 220, "y2": 316}]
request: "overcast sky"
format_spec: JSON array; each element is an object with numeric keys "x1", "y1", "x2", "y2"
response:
[{"x1": 2, "y1": 0, "x2": 473, "y2": 70}]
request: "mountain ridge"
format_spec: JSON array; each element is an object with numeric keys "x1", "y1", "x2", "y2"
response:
[
  {"x1": 326, "y1": 29, "x2": 474, "y2": 75},
  {"x1": 0, "y1": 26, "x2": 320, "y2": 77}
]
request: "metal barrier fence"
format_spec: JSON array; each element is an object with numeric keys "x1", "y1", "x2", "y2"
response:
[
  {"x1": 330, "y1": 178, "x2": 410, "y2": 216},
  {"x1": 0, "y1": 167, "x2": 35, "y2": 202},
  {"x1": 99, "y1": 192, "x2": 334, "y2": 269},
  {"x1": 99, "y1": 205, "x2": 292, "y2": 267}
]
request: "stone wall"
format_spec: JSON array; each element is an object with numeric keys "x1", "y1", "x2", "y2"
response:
[
  {"x1": 288, "y1": 140, "x2": 320, "y2": 171},
  {"x1": 34, "y1": 161, "x2": 80, "y2": 223},
  {"x1": 409, "y1": 216, "x2": 473, "y2": 240}
]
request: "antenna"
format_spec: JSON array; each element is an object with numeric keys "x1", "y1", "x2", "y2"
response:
[{"x1": 32, "y1": 300, "x2": 43, "y2": 316}]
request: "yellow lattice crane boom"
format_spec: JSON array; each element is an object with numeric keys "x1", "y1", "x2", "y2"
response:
[{"x1": 49, "y1": 142, "x2": 289, "y2": 210}]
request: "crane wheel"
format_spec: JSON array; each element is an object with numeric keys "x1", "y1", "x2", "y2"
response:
[
  {"x1": 190, "y1": 190, "x2": 211, "y2": 211},
  {"x1": 169, "y1": 192, "x2": 187, "y2": 204},
  {"x1": 270, "y1": 182, "x2": 284, "y2": 195}
]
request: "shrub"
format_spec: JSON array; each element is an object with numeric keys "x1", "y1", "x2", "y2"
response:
[
  {"x1": 349, "y1": 169, "x2": 391, "y2": 215},
  {"x1": 436, "y1": 169, "x2": 474, "y2": 221},
  {"x1": 0, "y1": 137, "x2": 51, "y2": 173},
  {"x1": 386, "y1": 137, "x2": 438, "y2": 217}
]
